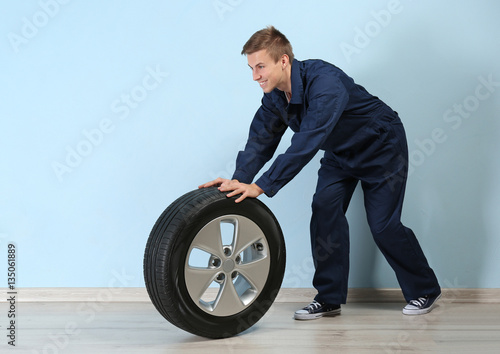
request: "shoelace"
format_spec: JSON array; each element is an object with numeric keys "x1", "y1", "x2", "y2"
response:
[
  {"x1": 409, "y1": 296, "x2": 427, "y2": 307},
  {"x1": 306, "y1": 300, "x2": 322, "y2": 311}
]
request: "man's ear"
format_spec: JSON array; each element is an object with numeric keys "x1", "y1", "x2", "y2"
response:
[{"x1": 281, "y1": 54, "x2": 290, "y2": 69}]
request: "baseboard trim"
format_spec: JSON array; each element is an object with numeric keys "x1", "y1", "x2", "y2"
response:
[{"x1": 4, "y1": 288, "x2": 499, "y2": 303}]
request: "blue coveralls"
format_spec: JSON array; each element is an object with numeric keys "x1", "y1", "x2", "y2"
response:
[{"x1": 232, "y1": 59, "x2": 441, "y2": 304}]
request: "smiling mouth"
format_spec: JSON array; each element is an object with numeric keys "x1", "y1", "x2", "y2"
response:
[{"x1": 259, "y1": 80, "x2": 267, "y2": 87}]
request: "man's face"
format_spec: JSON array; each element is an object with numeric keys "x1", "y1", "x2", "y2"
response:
[{"x1": 247, "y1": 49, "x2": 286, "y2": 93}]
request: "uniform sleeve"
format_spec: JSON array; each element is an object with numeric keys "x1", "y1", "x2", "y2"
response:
[
  {"x1": 232, "y1": 94, "x2": 287, "y2": 184},
  {"x1": 255, "y1": 75, "x2": 349, "y2": 197}
]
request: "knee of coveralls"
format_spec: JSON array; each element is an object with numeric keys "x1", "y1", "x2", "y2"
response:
[
  {"x1": 310, "y1": 190, "x2": 346, "y2": 266},
  {"x1": 361, "y1": 172, "x2": 411, "y2": 269},
  {"x1": 310, "y1": 163, "x2": 357, "y2": 266}
]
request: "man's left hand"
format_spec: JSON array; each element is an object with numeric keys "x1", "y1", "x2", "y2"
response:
[{"x1": 218, "y1": 180, "x2": 264, "y2": 203}]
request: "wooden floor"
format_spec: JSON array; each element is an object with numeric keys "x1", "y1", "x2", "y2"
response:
[{"x1": 3, "y1": 299, "x2": 500, "y2": 353}]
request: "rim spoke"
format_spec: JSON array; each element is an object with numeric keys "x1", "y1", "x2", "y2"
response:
[
  {"x1": 185, "y1": 267, "x2": 218, "y2": 300},
  {"x1": 212, "y1": 278, "x2": 245, "y2": 316},
  {"x1": 237, "y1": 256, "x2": 270, "y2": 291},
  {"x1": 233, "y1": 217, "x2": 265, "y2": 256},
  {"x1": 191, "y1": 220, "x2": 224, "y2": 258}
]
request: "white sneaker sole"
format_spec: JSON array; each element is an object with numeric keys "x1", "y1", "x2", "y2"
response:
[{"x1": 294, "y1": 308, "x2": 341, "y2": 320}]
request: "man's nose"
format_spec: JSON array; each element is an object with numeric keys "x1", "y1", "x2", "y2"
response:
[{"x1": 252, "y1": 70, "x2": 260, "y2": 81}]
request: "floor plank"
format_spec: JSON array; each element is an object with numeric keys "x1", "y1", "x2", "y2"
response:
[{"x1": 2, "y1": 301, "x2": 500, "y2": 353}]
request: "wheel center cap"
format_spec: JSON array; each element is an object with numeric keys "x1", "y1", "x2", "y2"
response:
[{"x1": 222, "y1": 259, "x2": 235, "y2": 272}]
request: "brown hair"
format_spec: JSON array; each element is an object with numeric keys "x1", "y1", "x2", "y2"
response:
[{"x1": 241, "y1": 26, "x2": 294, "y2": 63}]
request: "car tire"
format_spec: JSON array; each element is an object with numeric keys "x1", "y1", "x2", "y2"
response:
[{"x1": 143, "y1": 187, "x2": 286, "y2": 338}]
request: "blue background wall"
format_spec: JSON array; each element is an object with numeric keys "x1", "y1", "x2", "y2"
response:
[{"x1": 1, "y1": 0, "x2": 499, "y2": 290}]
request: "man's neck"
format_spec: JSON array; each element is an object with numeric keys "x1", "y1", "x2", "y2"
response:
[{"x1": 277, "y1": 61, "x2": 292, "y2": 94}]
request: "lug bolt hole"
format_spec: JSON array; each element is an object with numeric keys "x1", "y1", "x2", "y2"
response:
[{"x1": 211, "y1": 258, "x2": 221, "y2": 267}]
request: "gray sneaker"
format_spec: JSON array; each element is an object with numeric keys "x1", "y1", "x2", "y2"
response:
[
  {"x1": 294, "y1": 300, "x2": 341, "y2": 320},
  {"x1": 403, "y1": 293, "x2": 441, "y2": 315}
]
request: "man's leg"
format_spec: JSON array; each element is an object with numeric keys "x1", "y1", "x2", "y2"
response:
[
  {"x1": 360, "y1": 122, "x2": 441, "y2": 303},
  {"x1": 310, "y1": 157, "x2": 358, "y2": 305}
]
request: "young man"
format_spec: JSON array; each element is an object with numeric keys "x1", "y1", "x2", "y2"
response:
[{"x1": 199, "y1": 26, "x2": 441, "y2": 320}]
